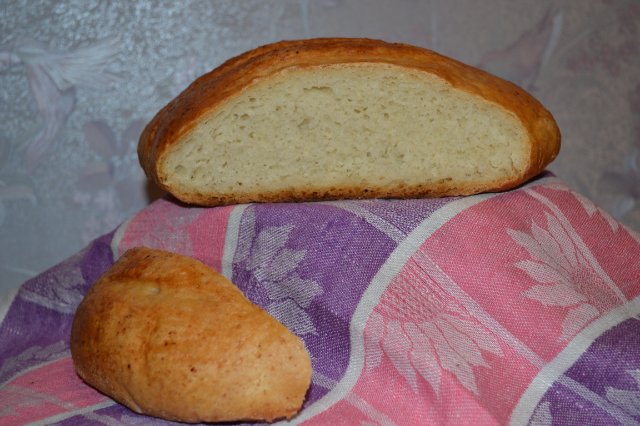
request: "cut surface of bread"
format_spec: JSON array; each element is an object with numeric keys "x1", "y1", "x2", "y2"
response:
[
  {"x1": 70, "y1": 247, "x2": 311, "y2": 423},
  {"x1": 139, "y1": 38, "x2": 560, "y2": 206}
]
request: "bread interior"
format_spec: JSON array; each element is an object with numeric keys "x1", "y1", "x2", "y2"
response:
[{"x1": 162, "y1": 63, "x2": 528, "y2": 197}]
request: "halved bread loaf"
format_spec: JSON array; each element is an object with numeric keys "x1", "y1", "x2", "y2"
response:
[
  {"x1": 70, "y1": 247, "x2": 311, "y2": 423},
  {"x1": 138, "y1": 38, "x2": 560, "y2": 206}
]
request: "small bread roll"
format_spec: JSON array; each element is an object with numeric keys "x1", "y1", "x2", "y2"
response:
[
  {"x1": 138, "y1": 38, "x2": 560, "y2": 206},
  {"x1": 70, "y1": 247, "x2": 311, "y2": 423}
]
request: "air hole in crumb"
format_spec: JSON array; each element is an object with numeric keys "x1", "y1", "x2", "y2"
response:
[
  {"x1": 298, "y1": 117, "x2": 310, "y2": 129},
  {"x1": 174, "y1": 165, "x2": 186, "y2": 176}
]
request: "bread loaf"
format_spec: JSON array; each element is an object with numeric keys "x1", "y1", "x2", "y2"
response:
[
  {"x1": 138, "y1": 38, "x2": 560, "y2": 206},
  {"x1": 70, "y1": 247, "x2": 311, "y2": 423}
]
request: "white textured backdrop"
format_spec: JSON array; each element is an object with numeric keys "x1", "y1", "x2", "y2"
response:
[{"x1": 1, "y1": 0, "x2": 639, "y2": 294}]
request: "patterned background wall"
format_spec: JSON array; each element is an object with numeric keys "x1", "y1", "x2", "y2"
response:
[{"x1": 1, "y1": 0, "x2": 639, "y2": 294}]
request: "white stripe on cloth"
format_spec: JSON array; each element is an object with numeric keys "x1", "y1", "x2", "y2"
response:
[
  {"x1": 510, "y1": 297, "x2": 640, "y2": 426},
  {"x1": 221, "y1": 203, "x2": 250, "y2": 279}
]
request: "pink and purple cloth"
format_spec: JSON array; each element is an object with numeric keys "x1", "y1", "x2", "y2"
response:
[{"x1": 2, "y1": 173, "x2": 640, "y2": 425}]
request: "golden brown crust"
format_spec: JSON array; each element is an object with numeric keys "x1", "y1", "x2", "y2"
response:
[
  {"x1": 167, "y1": 178, "x2": 513, "y2": 207},
  {"x1": 70, "y1": 247, "x2": 312, "y2": 423},
  {"x1": 138, "y1": 38, "x2": 560, "y2": 205}
]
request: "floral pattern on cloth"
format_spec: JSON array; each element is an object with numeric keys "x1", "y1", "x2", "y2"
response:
[{"x1": 1, "y1": 175, "x2": 640, "y2": 425}]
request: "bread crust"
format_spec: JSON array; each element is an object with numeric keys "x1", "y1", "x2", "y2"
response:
[
  {"x1": 138, "y1": 38, "x2": 560, "y2": 205},
  {"x1": 70, "y1": 247, "x2": 312, "y2": 423}
]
